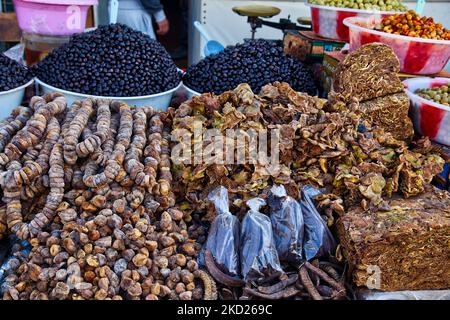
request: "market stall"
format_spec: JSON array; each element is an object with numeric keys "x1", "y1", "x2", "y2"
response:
[{"x1": 0, "y1": 0, "x2": 449, "y2": 302}]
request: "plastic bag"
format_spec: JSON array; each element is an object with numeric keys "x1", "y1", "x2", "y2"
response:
[
  {"x1": 300, "y1": 185, "x2": 337, "y2": 261},
  {"x1": 268, "y1": 185, "x2": 304, "y2": 264},
  {"x1": 201, "y1": 186, "x2": 240, "y2": 277},
  {"x1": 240, "y1": 197, "x2": 283, "y2": 281}
]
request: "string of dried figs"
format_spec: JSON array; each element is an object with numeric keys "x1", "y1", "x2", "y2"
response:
[
  {"x1": 170, "y1": 82, "x2": 445, "y2": 219},
  {"x1": 0, "y1": 96, "x2": 214, "y2": 300}
]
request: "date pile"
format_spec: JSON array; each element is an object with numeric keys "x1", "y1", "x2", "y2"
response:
[
  {"x1": 183, "y1": 39, "x2": 317, "y2": 95},
  {"x1": 0, "y1": 54, "x2": 33, "y2": 92},
  {"x1": 34, "y1": 24, "x2": 181, "y2": 97},
  {"x1": 0, "y1": 94, "x2": 216, "y2": 300}
]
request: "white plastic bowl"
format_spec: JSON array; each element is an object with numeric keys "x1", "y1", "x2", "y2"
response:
[
  {"x1": 36, "y1": 78, "x2": 182, "y2": 110},
  {"x1": 344, "y1": 16, "x2": 450, "y2": 75},
  {"x1": 403, "y1": 77, "x2": 450, "y2": 146},
  {"x1": 305, "y1": 3, "x2": 401, "y2": 41},
  {"x1": 0, "y1": 79, "x2": 35, "y2": 120},
  {"x1": 180, "y1": 83, "x2": 201, "y2": 100}
]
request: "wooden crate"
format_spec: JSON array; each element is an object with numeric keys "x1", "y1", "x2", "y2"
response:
[{"x1": 0, "y1": 12, "x2": 20, "y2": 42}]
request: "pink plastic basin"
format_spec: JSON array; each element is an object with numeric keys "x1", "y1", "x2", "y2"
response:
[
  {"x1": 305, "y1": 3, "x2": 401, "y2": 42},
  {"x1": 13, "y1": 0, "x2": 98, "y2": 36},
  {"x1": 403, "y1": 77, "x2": 450, "y2": 147},
  {"x1": 344, "y1": 16, "x2": 450, "y2": 75}
]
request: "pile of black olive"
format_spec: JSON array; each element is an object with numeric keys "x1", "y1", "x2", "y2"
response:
[
  {"x1": 0, "y1": 54, "x2": 33, "y2": 92},
  {"x1": 183, "y1": 39, "x2": 317, "y2": 95},
  {"x1": 34, "y1": 24, "x2": 181, "y2": 97}
]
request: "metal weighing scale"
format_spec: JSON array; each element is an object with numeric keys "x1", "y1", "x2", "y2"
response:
[{"x1": 232, "y1": 4, "x2": 312, "y2": 39}]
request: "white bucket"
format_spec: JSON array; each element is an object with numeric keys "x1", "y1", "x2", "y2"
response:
[
  {"x1": 0, "y1": 79, "x2": 35, "y2": 120},
  {"x1": 36, "y1": 78, "x2": 182, "y2": 110},
  {"x1": 180, "y1": 83, "x2": 201, "y2": 100}
]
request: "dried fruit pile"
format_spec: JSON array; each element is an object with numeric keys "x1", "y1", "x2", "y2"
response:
[
  {"x1": 376, "y1": 11, "x2": 450, "y2": 40},
  {"x1": 0, "y1": 54, "x2": 33, "y2": 92},
  {"x1": 0, "y1": 82, "x2": 447, "y2": 300},
  {"x1": 171, "y1": 82, "x2": 444, "y2": 219},
  {"x1": 237, "y1": 261, "x2": 347, "y2": 300},
  {"x1": 0, "y1": 94, "x2": 215, "y2": 300},
  {"x1": 34, "y1": 24, "x2": 181, "y2": 97},
  {"x1": 183, "y1": 39, "x2": 317, "y2": 95},
  {"x1": 337, "y1": 186, "x2": 450, "y2": 291}
]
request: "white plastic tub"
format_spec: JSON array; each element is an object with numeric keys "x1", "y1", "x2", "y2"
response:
[
  {"x1": 0, "y1": 79, "x2": 35, "y2": 120},
  {"x1": 36, "y1": 78, "x2": 182, "y2": 110},
  {"x1": 305, "y1": 3, "x2": 400, "y2": 42},
  {"x1": 344, "y1": 16, "x2": 450, "y2": 75},
  {"x1": 180, "y1": 83, "x2": 201, "y2": 100},
  {"x1": 403, "y1": 77, "x2": 450, "y2": 147}
]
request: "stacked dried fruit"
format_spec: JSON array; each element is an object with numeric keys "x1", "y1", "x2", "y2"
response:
[
  {"x1": 0, "y1": 54, "x2": 33, "y2": 92},
  {"x1": 171, "y1": 82, "x2": 444, "y2": 219},
  {"x1": 415, "y1": 84, "x2": 450, "y2": 106},
  {"x1": 376, "y1": 11, "x2": 450, "y2": 40},
  {"x1": 308, "y1": 0, "x2": 407, "y2": 12},
  {"x1": 0, "y1": 95, "x2": 216, "y2": 300}
]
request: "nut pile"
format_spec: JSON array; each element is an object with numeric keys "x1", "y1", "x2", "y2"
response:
[
  {"x1": 171, "y1": 82, "x2": 444, "y2": 220},
  {"x1": 0, "y1": 54, "x2": 33, "y2": 92},
  {"x1": 0, "y1": 95, "x2": 216, "y2": 300},
  {"x1": 376, "y1": 11, "x2": 450, "y2": 40},
  {"x1": 308, "y1": 0, "x2": 407, "y2": 11},
  {"x1": 183, "y1": 39, "x2": 317, "y2": 95},
  {"x1": 415, "y1": 84, "x2": 450, "y2": 106},
  {"x1": 34, "y1": 24, "x2": 181, "y2": 97}
]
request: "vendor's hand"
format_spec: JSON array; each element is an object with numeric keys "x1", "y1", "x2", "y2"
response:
[{"x1": 157, "y1": 19, "x2": 170, "y2": 35}]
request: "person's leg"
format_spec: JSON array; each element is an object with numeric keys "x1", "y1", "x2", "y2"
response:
[
  {"x1": 117, "y1": 0, "x2": 157, "y2": 39},
  {"x1": 170, "y1": 0, "x2": 188, "y2": 59}
]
